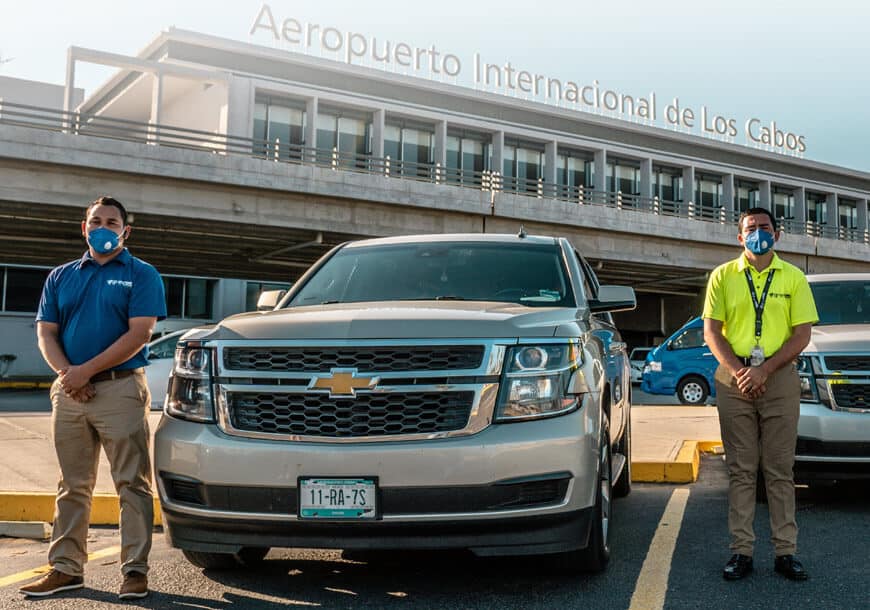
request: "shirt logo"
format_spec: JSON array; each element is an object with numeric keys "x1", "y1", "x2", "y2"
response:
[
  {"x1": 769, "y1": 292, "x2": 791, "y2": 298},
  {"x1": 106, "y1": 280, "x2": 133, "y2": 288}
]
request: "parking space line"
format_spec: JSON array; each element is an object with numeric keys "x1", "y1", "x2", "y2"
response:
[
  {"x1": 628, "y1": 488, "x2": 690, "y2": 610},
  {"x1": 0, "y1": 545, "x2": 121, "y2": 588}
]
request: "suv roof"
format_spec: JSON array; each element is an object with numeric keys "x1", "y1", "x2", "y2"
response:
[
  {"x1": 343, "y1": 233, "x2": 560, "y2": 249},
  {"x1": 807, "y1": 273, "x2": 870, "y2": 282}
]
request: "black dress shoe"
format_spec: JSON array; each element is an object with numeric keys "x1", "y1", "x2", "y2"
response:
[
  {"x1": 723, "y1": 554, "x2": 753, "y2": 580},
  {"x1": 774, "y1": 555, "x2": 809, "y2": 581}
]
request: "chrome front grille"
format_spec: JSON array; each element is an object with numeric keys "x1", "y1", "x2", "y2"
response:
[
  {"x1": 224, "y1": 345, "x2": 484, "y2": 373},
  {"x1": 227, "y1": 391, "x2": 475, "y2": 437},
  {"x1": 831, "y1": 383, "x2": 869, "y2": 411},
  {"x1": 824, "y1": 356, "x2": 870, "y2": 372}
]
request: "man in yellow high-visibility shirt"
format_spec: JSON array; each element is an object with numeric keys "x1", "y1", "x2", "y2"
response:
[{"x1": 703, "y1": 207, "x2": 818, "y2": 582}]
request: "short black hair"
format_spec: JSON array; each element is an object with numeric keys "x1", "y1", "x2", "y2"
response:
[
  {"x1": 738, "y1": 207, "x2": 777, "y2": 232},
  {"x1": 85, "y1": 196, "x2": 128, "y2": 225}
]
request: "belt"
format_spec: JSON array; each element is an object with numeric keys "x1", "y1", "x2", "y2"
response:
[{"x1": 90, "y1": 367, "x2": 144, "y2": 384}]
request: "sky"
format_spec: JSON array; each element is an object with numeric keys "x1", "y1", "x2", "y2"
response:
[{"x1": 1, "y1": 0, "x2": 869, "y2": 172}]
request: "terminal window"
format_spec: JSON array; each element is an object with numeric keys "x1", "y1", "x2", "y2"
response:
[{"x1": 1, "y1": 266, "x2": 49, "y2": 313}]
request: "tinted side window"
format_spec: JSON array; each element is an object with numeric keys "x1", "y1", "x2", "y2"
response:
[{"x1": 670, "y1": 328, "x2": 705, "y2": 350}]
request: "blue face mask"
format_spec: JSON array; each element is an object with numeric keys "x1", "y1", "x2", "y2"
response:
[
  {"x1": 87, "y1": 227, "x2": 122, "y2": 254},
  {"x1": 744, "y1": 229, "x2": 775, "y2": 255}
]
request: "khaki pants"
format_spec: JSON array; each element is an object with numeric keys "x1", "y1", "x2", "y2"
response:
[
  {"x1": 48, "y1": 373, "x2": 153, "y2": 577},
  {"x1": 715, "y1": 363, "x2": 801, "y2": 556}
]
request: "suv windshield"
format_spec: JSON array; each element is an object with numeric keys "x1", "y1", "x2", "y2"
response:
[
  {"x1": 289, "y1": 242, "x2": 575, "y2": 307},
  {"x1": 810, "y1": 280, "x2": 870, "y2": 325}
]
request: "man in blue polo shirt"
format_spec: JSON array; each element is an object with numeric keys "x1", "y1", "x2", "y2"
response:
[{"x1": 20, "y1": 196, "x2": 166, "y2": 601}]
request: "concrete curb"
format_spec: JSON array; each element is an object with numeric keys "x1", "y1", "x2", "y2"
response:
[
  {"x1": 0, "y1": 492, "x2": 163, "y2": 526},
  {"x1": 632, "y1": 440, "x2": 724, "y2": 483},
  {"x1": 0, "y1": 521, "x2": 51, "y2": 540}
]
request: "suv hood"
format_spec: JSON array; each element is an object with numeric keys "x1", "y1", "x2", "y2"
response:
[
  {"x1": 201, "y1": 301, "x2": 585, "y2": 340},
  {"x1": 805, "y1": 324, "x2": 870, "y2": 353}
]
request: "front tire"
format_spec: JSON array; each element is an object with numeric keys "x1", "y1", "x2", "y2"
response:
[
  {"x1": 677, "y1": 375, "x2": 709, "y2": 405},
  {"x1": 613, "y1": 411, "x2": 632, "y2": 498},
  {"x1": 578, "y1": 418, "x2": 613, "y2": 571}
]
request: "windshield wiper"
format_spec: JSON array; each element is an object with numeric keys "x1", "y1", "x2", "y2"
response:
[
  {"x1": 434, "y1": 295, "x2": 466, "y2": 300},
  {"x1": 320, "y1": 300, "x2": 341, "y2": 305}
]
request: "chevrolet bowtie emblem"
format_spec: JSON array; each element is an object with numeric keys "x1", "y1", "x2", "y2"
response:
[{"x1": 310, "y1": 369, "x2": 378, "y2": 397}]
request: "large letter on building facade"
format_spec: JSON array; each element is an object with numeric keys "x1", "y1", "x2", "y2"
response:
[{"x1": 250, "y1": 4, "x2": 280, "y2": 40}]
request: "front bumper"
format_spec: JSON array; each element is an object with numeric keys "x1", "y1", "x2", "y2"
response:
[
  {"x1": 154, "y1": 405, "x2": 600, "y2": 555},
  {"x1": 795, "y1": 401, "x2": 870, "y2": 480}
]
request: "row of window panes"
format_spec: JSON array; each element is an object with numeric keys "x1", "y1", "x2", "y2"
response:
[
  {"x1": 253, "y1": 100, "x2": 865, "y2": 226},
  {"x1": 0, "y1": 267, "x2": 299, "y2": 318},
  {"x1": 0, "y1": 267, "x2": 218, "y2": 317}
]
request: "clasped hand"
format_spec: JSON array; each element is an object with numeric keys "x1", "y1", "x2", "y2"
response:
[
  {"x1": 58, "y1": 366, "x2": 96, "y2": 403},
  {"x1": 736, "y1": 366, "x2": 767, "y2": 399}
]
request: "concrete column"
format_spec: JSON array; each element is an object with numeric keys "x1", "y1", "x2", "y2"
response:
[
  {"x1": 759, "y1": 180, "x2": 771, "y2": 211},
  {"x1": 826, "y1": 193, "x2": 839, "y2": 230},
  {"x1": 722, "y1": 174, "x2": 735, "y2": 214},
  {"x1": 858, "y1": 198, "x2": 868, "y2": 242},
  {"x1": 63, "y1": 48, "x2": 76, "y2": 132},
  {"x1": 593, "y1": 149, "x2": 607, "y2": 194},
  {"x1": 793, "y1": 186, "x2": 806, "y2": 229},
  {"x1": 491, "y1": 130, "x2": 504, "y2": 175},
  {"x1": 434, "y1": 120, "x2": 447, "y2": 169},
  {"x1": 305, "y1": 97, "x2": 318, "y2": 161},
  {"x1": 371, "y1": 109, "x2": 385, "y2": 159},
  {"x1": 544, "y1": 141, "x2": 558, "y2": 191},
  {"x1": 225, "y1": 75, "x2": 253, "y2": 138},
  {"x1": 640, "y1": 158, "x2": 653, "y2": 200},
  {"x1": 149, "y1": 71, "x2": 164, "y2": 143},
  {"x1": 682, "y1": 166, "x2": 695, "y2": 209}
]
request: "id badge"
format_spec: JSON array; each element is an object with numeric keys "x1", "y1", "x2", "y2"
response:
[{"x1": 750, "y1": 344, "x2": 765, "y2": 367}]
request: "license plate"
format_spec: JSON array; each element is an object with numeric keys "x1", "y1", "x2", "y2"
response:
[{"x1": 298, "y1": 478, "x2": 377, "y2": 519}]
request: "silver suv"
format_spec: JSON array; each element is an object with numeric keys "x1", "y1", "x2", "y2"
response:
[
  {"x1": 794, "y1": 273, "x2": 870, "y2": 484},
  {"x1": 154, "y1": 233, "x2": 636, "y2": 573}
]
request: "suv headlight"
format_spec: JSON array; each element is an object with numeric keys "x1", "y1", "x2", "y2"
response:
[
  {"x1": 166, "y1": 342, "x2": 215, "y2": 422},
  {"x1": 646, "y1": 360, "x2": 662, "y2": 372},
  {"x1": 797, "y1": 355, "x2": 830, "y2": 407},
  {"x1": 495, "y1": 344, "x2": 583, "y2": 422}
]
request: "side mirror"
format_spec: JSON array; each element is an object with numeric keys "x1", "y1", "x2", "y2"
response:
[
  {"x1": 256, "y1": 289, "x2": 286, "y2": 312},
  {"x1": 589, "y1": 285, "x2": 636, "y2": 313}
]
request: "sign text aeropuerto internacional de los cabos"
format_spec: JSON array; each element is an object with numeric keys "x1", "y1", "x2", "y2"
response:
[{"x1": 249, "y1": 4, "x2": 807, "y2": 156}]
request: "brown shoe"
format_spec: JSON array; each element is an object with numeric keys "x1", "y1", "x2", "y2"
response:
[
  {"x1": 119, "y1": 571, "x2": 149, "y2": 600},
  {"x1": 19, "y1": 569, "x2": 84, "y2": 597}
]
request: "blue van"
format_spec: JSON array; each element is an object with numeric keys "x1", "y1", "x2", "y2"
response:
[{"x1": 641, "y1": 316, "x2": 718, "y2": 404}]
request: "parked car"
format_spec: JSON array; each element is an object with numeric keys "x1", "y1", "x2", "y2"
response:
[
  {"x1": 154, "y1": 233, "x2": 636, "y2": 573},
  {"x1": 794, "y1": 273, "x2": 870, "y2": 484},
  {"x1": 629, "y1": 347, "x2": 653, "y2": 384},
  {"x1": 145, "y1": 329, "x2": 192, "y2": 410},
  {"x1": 641, "y1": 317, "x2": 717, "y2": 405}
]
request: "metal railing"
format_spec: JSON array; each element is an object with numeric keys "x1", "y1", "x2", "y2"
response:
[{"x1": 1, "y1": 101, "x2": 868, "y2": 245}]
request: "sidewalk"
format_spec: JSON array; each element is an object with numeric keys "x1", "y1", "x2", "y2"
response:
[{"x1": 0, "y1": 396, "x2": 722, "y2": 534}]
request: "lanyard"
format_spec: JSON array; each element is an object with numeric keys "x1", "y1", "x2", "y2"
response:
[{"x1": 743, "y1": 268, "x2": 776, "y2": 341}]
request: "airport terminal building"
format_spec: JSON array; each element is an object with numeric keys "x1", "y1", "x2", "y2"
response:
[{"x1": 0, "y1": 24, "x2": 868, "y2": 377}]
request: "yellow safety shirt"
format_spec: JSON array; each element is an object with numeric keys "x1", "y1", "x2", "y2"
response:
[{"x1": 702, "y1": 252, "x2": 818, "y2": 358}]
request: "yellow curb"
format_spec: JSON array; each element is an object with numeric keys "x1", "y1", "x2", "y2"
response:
[
  {"x1": 0, "y1": 381, "x2": 52, "y2": 389},
  {"x1": 632, "y1": 440, "x2": 704, "y2": 484},
  {"x1": 698, "y1": 441, "x2": 724, "y2": 454},
  {"x1": 0, "y1": 492, "x2": 162, "y2": 526}
]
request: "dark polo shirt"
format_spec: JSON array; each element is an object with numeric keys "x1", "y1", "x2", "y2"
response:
[{"x1": 36, "y1": 249, "x2": 167, "y2": 370}]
